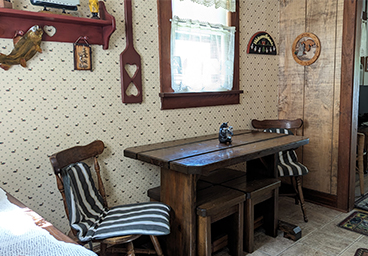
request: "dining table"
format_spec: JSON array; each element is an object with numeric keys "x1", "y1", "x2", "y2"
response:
[{"x1": 124, "y1": 129, "x2": 309, "y2": 256}]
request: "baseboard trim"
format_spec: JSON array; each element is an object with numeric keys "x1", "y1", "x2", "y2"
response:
[
  {"x1": 281, "y1": 183, "x2": 339, "y2": 210},
  {"x1": 303, "y1": 187, "x2": 338, "y2": 209}
]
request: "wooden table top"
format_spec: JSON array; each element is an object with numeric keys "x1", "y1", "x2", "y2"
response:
[{"x1": 124, "y1": 129, "x2": 309, "y2": 175}]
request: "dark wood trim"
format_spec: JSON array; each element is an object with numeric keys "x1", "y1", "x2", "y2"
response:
[
  {"x1": 303, "y1": 187, "x2": 338, "y2": 209},
  {"x1": 157, "y1": 0, "x2": 173, "y2": 93},
  {"x1": 338, "y1": 0, "x2": 358, "y2": 211},
  {"x1": 157, "y1": 0, "x2": 241, "y2": 110},
  {"x1": 281, "y1": 182, "x2": 338, "y2": 209},
  {"x1": 229, "y1": 0, "x2": 240, "y2": 93},
  {"x1": 0, "y1": 2, "x2": 116, "y2": 50},
  {"x1": 159, "y1": 90, "x2": 243, "y2": 110}
]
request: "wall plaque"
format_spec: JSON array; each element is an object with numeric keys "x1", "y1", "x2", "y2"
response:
[
  {"x1": 247, "y1": 31, "x2": 277, "y2": 55},
  {"x1": 292, "y1": 32, "x2": 321, "y2": 66}
]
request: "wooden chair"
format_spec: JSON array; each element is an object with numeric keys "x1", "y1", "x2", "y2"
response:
[
  {"x1": 251, "y1": 119, "x2": 309, "y2": 222},
  {"x1": 49, "y1": 140, "x2": 170, "y2": 256},
  {"x1": 252, "y1": 119, "x2": 303, "y2": 135},
  {"x1": 357, "y1": 132, "x2": 366, "y2": 196}
]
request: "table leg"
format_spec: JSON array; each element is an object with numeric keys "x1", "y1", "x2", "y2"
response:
[{"x1": 160, "y1": 168, "x2": 197, "y2": 256}]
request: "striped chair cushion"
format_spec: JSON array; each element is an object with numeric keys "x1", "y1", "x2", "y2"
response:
[
  {"x1": 94, "y1": 202, "x2": 171, "y2": 240},
  {"x1": 62, "y1": 162, "x2": 106, "y2": 242},
  {"x1": 62, "y1": 162, "x2": 170, "y2": 243},
  {"x1": 264, "y1": 128, "x2": 309, "y2": 177}
]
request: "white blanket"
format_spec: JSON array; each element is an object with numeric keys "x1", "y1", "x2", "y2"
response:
[{"x1": 0, "y1": 188, "x2": 97, "y2": 256}]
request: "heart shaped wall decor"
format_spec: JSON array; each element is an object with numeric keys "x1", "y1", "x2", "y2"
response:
[{"x1": 44, "y1": 25, "x2": 56, "y2": 37}]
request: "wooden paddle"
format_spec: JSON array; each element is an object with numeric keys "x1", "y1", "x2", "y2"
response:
[{"x1": 120, "y1": 0, "x2": 142, "y2": 103}]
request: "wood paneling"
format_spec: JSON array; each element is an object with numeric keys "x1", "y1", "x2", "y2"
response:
[
  {"x1": 278, "y1": 0, "x2": 305, "y2": 120},
  {"x1": 332, "y1": 0, "x2": 344, "y2": 196},
  {"x1": 303, "y1": 0, "x2": 338, "y2": 193},
  {"x1": 279, "y1": 0, "x2": 342, "y2": 195}
]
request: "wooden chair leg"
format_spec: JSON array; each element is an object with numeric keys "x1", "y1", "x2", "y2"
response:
[
  {"x1": 126, "y1": 242, "x2": 136, "y2": 256},
  {"x1": 244, "y1": 198, "x2": 254, "y2": 253},
  {"x1": 357, "y1": 132, "x2": 365, "y2": 196},
  {"x1": 359, "y1": 167, "x2": 365, "y2": 196},
  {"x1": 295, "y1": 176, "x2": 308, "y2": 222},
  {"x1": 100, "y1": 242, "x2": 107, "y2": 256},
  {"x1": 197, "y1": 215, "x2": 212, "y2": 256},
  {"x1": 150, "y1": 235, "x2": 164, "y2": 256},
  {"x1": 290, "y1": 176, "x2": 299, "y2": 205}
]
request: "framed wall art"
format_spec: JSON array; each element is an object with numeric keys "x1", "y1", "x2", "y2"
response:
[
  {"x1": 73, "y1": 37, "x2": 92, "y2": 71},
  {"x1": 292, "y1": 32, "x2": 321, "y2": 66}
]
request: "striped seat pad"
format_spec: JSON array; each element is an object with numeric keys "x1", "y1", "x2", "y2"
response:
[
  {"x1": 62, "y1": 162, "x2": 106, "y2": 242},
  {"x1": 93, "y1": 202, "x2": 170, "y2": 240},
  {"x1": 62, "y1": 162, "x2": 170, "y2": 243},
  {"x1": 264, "y1": 128, "x2": 309, "y2": 177}
]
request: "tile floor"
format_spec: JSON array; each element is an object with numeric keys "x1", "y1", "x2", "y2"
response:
[{"x1": 214, "y1": 196, "x2": 366, "y2": 256}]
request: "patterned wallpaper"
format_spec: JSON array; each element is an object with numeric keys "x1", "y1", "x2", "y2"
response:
[{"x1": 0, "y1": 0, "x2": 279, "y2": 233}]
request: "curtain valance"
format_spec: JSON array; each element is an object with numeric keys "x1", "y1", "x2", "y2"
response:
[{"x1": 179, "y1": 0, "x2": 236, "y2": 12}]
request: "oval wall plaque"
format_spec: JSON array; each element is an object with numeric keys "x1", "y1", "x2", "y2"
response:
[{"x1": 292, "y1": 32, "x2": 321, "y2": 66}]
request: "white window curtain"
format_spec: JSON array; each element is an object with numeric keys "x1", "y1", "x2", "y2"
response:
[
  {"x1": 32, "y1": 0, "x2": 80, "y2": 6},
  {"x1": 179, "y1": 0, "x2": 236, "y2": 12},
  {"x1": 170, "y1": 16, "x2": 235, "y2": 92}
]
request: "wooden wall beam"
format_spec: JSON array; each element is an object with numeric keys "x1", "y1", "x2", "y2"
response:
[{"x1": 338, "y1": 0, "x2": 358, "y2": 211}]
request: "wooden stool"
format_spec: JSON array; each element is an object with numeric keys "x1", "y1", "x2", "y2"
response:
[
  {"x1": 147, "y1": 186, "x2": 161, "y2": 202},
  {"x1": 196, "y1": 185, "x2": 245, "y2": 256},
  {"x1": 222, "y1": 176, "x2": 281, "y2": 253},
  {"x1": 147, "y1": 183, "x2": 245, "y2": 255}
]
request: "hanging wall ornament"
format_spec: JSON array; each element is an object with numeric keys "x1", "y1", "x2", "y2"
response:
[
  {"x1": 73, "y1": 36, "x2": 92, "y2": 71},
  {"x1": 247, "y1": 31, "x2": 277, "y2": 55},
  {"x1": 120, "y1": 0, "x2": 142, "y2": 104},
  {"x1": 292, "y1": 32, "x2": 321, "y2": 66}
]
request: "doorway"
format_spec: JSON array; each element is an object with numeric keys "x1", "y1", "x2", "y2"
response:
[{"x1": 356, "y1": 0, "x2": 368, "y2": 201}]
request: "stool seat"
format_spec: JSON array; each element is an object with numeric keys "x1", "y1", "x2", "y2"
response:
[
  {"x1": 196, "y1": 185, "x2": 245, "y2": 256},
  {"x1": 147, "y1": 186, "x2": 161, "y2": 202},
  {"x1": 223, "y1": 176, "x2": 281, "y2": 253},
  {"x1": 222, "y1": 177, "x2": 281, "y2": 200},
  {"x1": 196, "y1": 185, "x2": 245, "y2": 217}
]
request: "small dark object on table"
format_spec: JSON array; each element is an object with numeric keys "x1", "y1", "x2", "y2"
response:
[{"x1": 219, "y1": 122, "x2": 233, "y2": 144}]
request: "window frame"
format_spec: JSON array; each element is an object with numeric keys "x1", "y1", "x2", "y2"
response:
[{"x1": 157, "y1": 0, "x2": 242, "y2": 110}]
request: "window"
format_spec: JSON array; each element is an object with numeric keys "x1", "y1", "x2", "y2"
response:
[{"x1": 157, "y1": 0, "x2": 242, "y2": 109}]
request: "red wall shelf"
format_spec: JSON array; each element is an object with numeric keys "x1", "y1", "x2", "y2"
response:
[{"x1": 0, "y1": 1, "x2": 116, "y2": 49}]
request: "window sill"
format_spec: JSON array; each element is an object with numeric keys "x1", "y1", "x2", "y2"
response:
[{"x1": 159, "y1": 90, "x2": 243, "y2": 110}]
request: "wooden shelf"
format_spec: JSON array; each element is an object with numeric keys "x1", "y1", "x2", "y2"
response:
[{"x1": 0, "y1": 1, "x2": 116, "y2": 49}]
